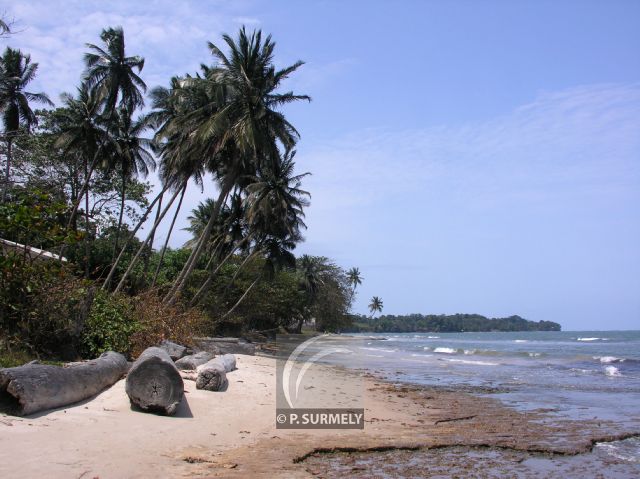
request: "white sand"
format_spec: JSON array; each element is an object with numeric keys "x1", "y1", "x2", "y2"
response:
[{"x1": 0, "y1": 355, "x2": 280, "y2": 478}]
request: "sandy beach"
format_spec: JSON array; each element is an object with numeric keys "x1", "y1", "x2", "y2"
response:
[{"x1": 1, "y1": 354, "x2": 638, "y2": 478}]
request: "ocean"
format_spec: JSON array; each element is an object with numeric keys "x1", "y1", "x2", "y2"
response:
[{"x1": 329, "y1": 330, "x2": 640, "y2": 469}]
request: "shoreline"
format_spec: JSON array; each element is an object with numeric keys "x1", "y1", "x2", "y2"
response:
[{"x1": 1, "y1": 355, "x2": 638, "y2": 478}]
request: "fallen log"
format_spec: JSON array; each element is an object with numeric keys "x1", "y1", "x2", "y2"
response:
[
  {"x1": 158, "y1": 340, "x2": 188, "y2": 361},
  {"x1": 0, "y1": 351, "x2": 127, "y2": 416},
  {"x1": 175, "y1": 351, "x2": 214, "y2": 370},
  {"x1": 193, "y1": 337, "x2": 256, "y2": 355},
  {"x1": 212, "y1": 354, "x2": 236, "y2": 372},
  {"x1": 195, "y1": 355, "x2": 236, "y2": 392},
  {"x1": 195, "y1": 360, "x2": 227, "y2": 391},
  {"x1": 125, "y1": 347, "x2": 183, "y2": 415}
]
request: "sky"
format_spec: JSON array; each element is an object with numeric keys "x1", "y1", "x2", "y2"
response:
[{"x1": 4, "y1": 0, "x2": 639, "y2": 330}]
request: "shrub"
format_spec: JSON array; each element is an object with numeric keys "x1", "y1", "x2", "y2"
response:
[
  {"x1": 129, "y1": 290, "x2": 206, "y2": 358},
  {"x1": 81, "y1": 290, "x2": 138, "y2": 357}
]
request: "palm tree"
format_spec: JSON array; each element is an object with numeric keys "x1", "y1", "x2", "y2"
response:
[
  {"x1": 56, "y1": 84, "x2": 107, "y2": 228},
  {"x1": 164, "y1": 27, "x2": 310, "y2": 304},
  {"x1": 369, "y1": 296, "x2": 383, "y2": 319},
  {"x1": 245, "y1": 148, "x2": 310, "y2": 239},
  {"x1": 222, "y1": 234, "x2": 296, "y2": 319},
  {"x1": 347, "y1": 267, "x2": 363, "y2": 303},
  {"x1": 83, "y1": 26, "x2": 146, "y2": 115},
  {"x1": 104, "y1": 106, "x2": 155, "y2": 273},
  {"x1": 0, "y1": 47, "x2": 53, "y2": 201}
]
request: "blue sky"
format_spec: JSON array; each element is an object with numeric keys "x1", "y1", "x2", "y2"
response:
[{"x1": 5, "y1": 0, "x2": 640, "y2": 329}]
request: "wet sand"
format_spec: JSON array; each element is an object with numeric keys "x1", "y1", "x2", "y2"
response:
[{"x1": 0, "y1": 355, "x2": 638, "y2": 478}]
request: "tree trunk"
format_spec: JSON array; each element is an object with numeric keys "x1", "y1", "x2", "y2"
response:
[
  {"x1": 158, "y1": 340, "x2": 188, "y2": 361},
  {"x1": 151, "y1": 182, "x2": 187, "y2": 287},
  {"x1": 125, "y1": 347, "x2": 183, "y2": 416},
  {"x1": 111, "y1": 170, "x2": 127, "y2": 268},
  {"x1": 112, "y1": 183, "x2": 184, "y2": 293},
  {"x1": 207, "y1": 354, "x2": 236, "y2": 372},
  {"x1": 164, "y1": 176, "x2": 235, "y2": 305},
  {"x1": 195, "y1": 355, "x2": 237, "y2": 392},
  {"x1": 101, "y1": 182, "x2": 172, "y2": 291},
  {"x1": 2, "y1": 137, "x2": 12, "y2": 203},
  {"x1": 66, "y1": 155, "x2": 99, "y2": 230},
  {"x1": 189, "y1": 241, "x2": 249, "y2": 307},
  {"x1": 221, "y1": 276, "x2": 260, "y2": 319},
  {"x1": 142, "y1": 191, "x2": 163, "y2": 277},
  {"x1": 84, "y1": 157, "x2": 91, "y2": 278},
  {"x1": 0, "y1": 351, "x2": 128, "y2": 416},
  {"x1": 175, "y1": 351, "x2": 214, "y2": 371}
]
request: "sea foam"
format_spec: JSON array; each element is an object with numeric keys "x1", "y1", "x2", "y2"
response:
[
  {"x1": 442, "y1": 358, "x2": 498, "y2": 366},
  {"x1": 434, "y1": 347, "x2": 457, "y2": 354},
  {"x1": 605, "y1": 366, "x2": 622, "y2": 377},
  {"x1": 595, "y1": 356, "x2": 624, "y2": 364}
]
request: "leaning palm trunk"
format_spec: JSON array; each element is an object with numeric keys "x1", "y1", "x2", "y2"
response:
[
  {"x1": 221, "y1": 276, "x2": 261, "y2": 319},
  {"x1": 83, "y1": 158, "x2": 91, "y2": 278},
  {"x1": 142, "y1": 192, "x2": 163, "y2": 276},
  {"x1": 151, "y1": 182, "x2": 187, "y2": 287},
  {"x1": 189, "y1": 242, "x2": 248, "y2": 307},
  {"x1": 111, "y1": 171, "x2": 127, "y2": 267},
  {"x1": 101, "y1": 182, "x2": 172, "y2": 290},
  {"x1": 164, "y1": 176, "x2": 234, "y2": 305},
  {"x1": 65, "y1": 155, "x2": 100, "y2": 230},
  {"x1": 1, "y1": 138, "x2": 13, "y2": 203},
  {"x1": 112, "y1": 182, "x2": 186, "y2": 293}
]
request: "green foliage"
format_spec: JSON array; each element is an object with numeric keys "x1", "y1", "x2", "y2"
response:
[
  {"x1": 0, "y1": 191, "x2": 83, "y2": 355},
  {"x1": 81, "y1": 290, "x2": 138, "y2": 357},
  {"x1": 346, "y1": 313, "x2": 561, "y2": 333}
]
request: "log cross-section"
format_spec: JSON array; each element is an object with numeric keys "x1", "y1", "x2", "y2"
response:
[{"x1": 125, "y1": 347, "x2": 184, "y2": 416}]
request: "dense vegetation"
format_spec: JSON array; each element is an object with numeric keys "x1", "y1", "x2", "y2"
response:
[
  {"x1": 0, "y1": 21, "x2": 363, "y2": 364},
  {"x1": 346, "y1": 314, "x2": 561, "y2": 333}
]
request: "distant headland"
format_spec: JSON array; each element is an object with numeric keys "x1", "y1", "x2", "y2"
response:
[{"x1": 345, "y1": 314, "x2": 561, "y2": 333}]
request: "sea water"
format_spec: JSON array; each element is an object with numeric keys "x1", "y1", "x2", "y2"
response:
[{"x1": 325, "y1": 330, "x2": 640, "y2": 465}]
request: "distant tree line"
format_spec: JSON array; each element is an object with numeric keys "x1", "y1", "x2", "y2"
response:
[{"x1": 345, "y1": 313, "x2": 561, "y2": 333}]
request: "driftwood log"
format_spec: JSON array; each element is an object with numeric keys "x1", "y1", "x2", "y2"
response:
[
  {"x1": 158, "y1": 340, "x2": 188, "y2": 361},
  {"x1": 0, "y1": 351, "x2": 127, "y2": 416},
  {"x1": 193, "y1": 337, "x2": 256, "y2": 356},
  {"x1": 125, "y1": 347, "x2": 183, "y2": 415},
  {"x1": 212, "y1": 354, "x2": 236, "y2": 372},
  {"x1": 195, "y1": 354, "x2": 236, "y2": 392},
  {"x1": 175, "y1": 351, "x2": 214, "y2": 370},
  {"x1": 195, "y1": 361, "x2": 227, "y2": 391}
]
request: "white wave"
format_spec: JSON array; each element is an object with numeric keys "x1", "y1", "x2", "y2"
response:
[
  {"x1": 577, "y1": 337, "x2": 607, "y2": 341},
  {"x1": 595, "y1": 356, "x2": 624, "y2": 364},
  {"x1": 427, "y1": 336, "x2": 440, "y2": 339},
  {"x1": 605, "y1": 366, "x2": 622, "y2": 377},
  {"x1": 514, "y1": 340, "x2": 528, "y2": 343},
  {"x1": 411, "y1": 353, "x2": 434, "y2": 358},
  {"x1": 365, "y1": 354, "x2": 385, "y2": 358},
  {"x1": 442, "y1": 358, "x2": 498, "y2": 366},
  {"x1": 463, "y1": 349, "x2": 476, "y2": 355},
  {"x1": 434, "y1": 347, "x2": 458, "y2": 354},
  {"x1": 359, "y1": 347, "x2": 397, "y2": 353},
  {"x1": 528, "y1": 352, "x2": 542, "y2": 357},
  {"x1": 423, "y1": 346, "x2": 432, "y2": 351}
]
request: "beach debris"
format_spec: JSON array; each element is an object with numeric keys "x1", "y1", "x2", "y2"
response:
[
  {"x1": 158, "y1": 340, "x2": 188, "y2": 361},
  {"x1": 0, "y1": 351, "x2": 128, "y2": 416},
  {"x1": 125, "y1": 347, "x2": 183, "y2": 416},
  {"x1": 195, "y1": 362, "x2": 227, "y2": 391},
  {"x1": 195, "y1": 354, "x2": 237, "y2": 392},
  {"x1": 175, "y1": 351, "x2": 214, "y2": 370},
  {"x1": 193, "y1": 337, "x2": 256, "y2": 355}
]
